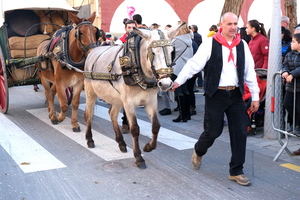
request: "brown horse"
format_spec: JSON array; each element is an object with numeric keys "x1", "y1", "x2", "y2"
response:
[
  {"x1": 84, "y1": 26, "x2": 181, "y2": 168},
  {"x1": 36, "y1": 12, "x2": 99, "y2": 132}
]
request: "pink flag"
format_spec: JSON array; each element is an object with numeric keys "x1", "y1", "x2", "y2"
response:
[{"x1": 127, "y1": 6, "x2": 135, "y2": 19}]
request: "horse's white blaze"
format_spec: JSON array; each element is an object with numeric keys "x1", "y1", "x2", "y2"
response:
[{"x1": 0, "y1": 113, "x2": 66, "y2": 173}]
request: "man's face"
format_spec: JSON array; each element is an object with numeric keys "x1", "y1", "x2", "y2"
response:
[
  {"x1": 125, "y1": 23, "x2": 136, "y2": 33},
  {"x1": 291, "y1": 38, "x2": 300, "y2": 51},
  {"x1": 220, "y1": 14, "x2": 238, "y2": 39}
]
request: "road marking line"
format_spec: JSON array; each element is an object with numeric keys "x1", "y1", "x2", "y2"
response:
[
  {"x1": 0, "y1": 113, "x2": 66, "y2": 173},
  {"x1": 280, "y1": 163, "x2": 300, "y2": 173},
  {"x1": 27, "y1": 108, "x2": 133, "y2": 161},
  {"x1": 79, "y1": 104, "x2": 197, "y2": 150}
]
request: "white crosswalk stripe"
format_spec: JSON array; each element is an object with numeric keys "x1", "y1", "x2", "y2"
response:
[
  {"x1": 1, "y1": 99, "x2": 197, "y2": 174},
  {"x1": 0, "y1": 113, "x2": 66, "y2": 173},
  {"x1": 79, "y1": 104, "x2": 197, "y2": 150},
  {"x1": 27, "y1": 108, "x2": 134, "y2": 161}
]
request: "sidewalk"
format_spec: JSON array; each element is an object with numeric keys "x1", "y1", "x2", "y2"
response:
[{"x1": 155, "y1": 89, "x2": 300, "y2": 165}]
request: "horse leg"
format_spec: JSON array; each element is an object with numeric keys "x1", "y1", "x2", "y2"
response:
[
  {"x1": 55, "y1": 82, "x2": 68, "y2": 123},
  {"x1": 124, "y1": 104, "x2": 146, "y2": 169},
  {"x1": 40, "y1": 76, "x2": 58, "y2": 124},
  {"x1": 84, "y1": 82, "x2": 97, "y2": 148},
  {"x1": 109, "y1": 104, "x2": 127, "y2": 152},
  {"x1": 143, "y1": 105, "x2": 160, "y2": 152},
  {"x1": 70, "y1": 82, "x2": 83, "y2": 132}
]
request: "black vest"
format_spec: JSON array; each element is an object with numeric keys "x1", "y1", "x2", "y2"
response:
[{"x1": 203, "y1": 39, "x2": 245, "y2": 97}]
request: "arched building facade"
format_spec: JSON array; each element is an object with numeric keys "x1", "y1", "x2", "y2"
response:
[{"x1": 99, "y1": 0, "x2": 286, "y2": 32}]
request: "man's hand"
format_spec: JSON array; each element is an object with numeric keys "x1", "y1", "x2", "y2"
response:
[
  {"x1": 282, "y1": 72, "x2": 289, "y2": 79},
  {"x1": 170, "y1": 82, "x2": 180, "y2": 91},
  {"x1": 286, "y1": 74, "x2": 293, "y2": 83},
  {"x1": 250, "y1": 101, "x2": 260, "y2": 113}
]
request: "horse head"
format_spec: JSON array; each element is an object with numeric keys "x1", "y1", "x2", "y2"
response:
[
  {"x1": 68, "y1": 12, "x2": 99, "y2": 54},
  {"x1": 131, "y1": 23, "x2": 186, "y2": 91},
  {"x1": 130, "y1": 28, "x2": 174, "y2": 91}
]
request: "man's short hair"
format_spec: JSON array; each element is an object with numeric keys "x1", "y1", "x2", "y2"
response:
[
  {"x1": 133, "y1": 14, "x2": 142, "y2": 25},
  {"x1": 191, "y1": 25, "x2": 198, "y2": 32},
  {"x1": 125, "y1": 20, "x2": 136, "y2": 26},
  {"x1": 294, "y1": 26, "x2": 300, "y2": 34},
  {"x1": 123, "y1": 18, "x2": 129, "y2": 25}
]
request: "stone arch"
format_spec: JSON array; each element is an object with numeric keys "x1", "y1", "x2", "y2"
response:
[{"x1": 100, "y1": 0, "x2": 203, "y2": 31}]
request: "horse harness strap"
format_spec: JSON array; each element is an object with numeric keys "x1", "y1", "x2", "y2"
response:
[
  {"x1": 119, "y1": 32, "x2": 172, "y2": 90},
  {"x1": 48, "y1": 21, "x2": 98, "y2": 71},
  {"x1": 83, "y1": 72, "x2": 120, "y2": 81}
]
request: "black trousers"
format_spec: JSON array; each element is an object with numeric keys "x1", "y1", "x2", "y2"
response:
[
  {"x1": 283, "y1": 91, "x2": 300, "y2": 126},
  {"x1": 186, "y1": 75, "x2": 197, "y2": 109},
  {"x1": 194, "y1": 88, "x2": 248, "y2": 176}
]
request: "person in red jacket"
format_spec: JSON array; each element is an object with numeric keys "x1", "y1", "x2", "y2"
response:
[
  {"x1": 246, "y1": 20, "x2": 269, "y2": 69},
  {"x1": 115, "y1": 19, "x2": 137, "y2": 45}
]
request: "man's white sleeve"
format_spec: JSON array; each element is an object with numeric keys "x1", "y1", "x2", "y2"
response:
[
  {"x1": 175, "y1": 38, "x2": 212, "y2": 85},
  {"x1": 243, "y1": 40, "x2": 260, "y2": 101}
]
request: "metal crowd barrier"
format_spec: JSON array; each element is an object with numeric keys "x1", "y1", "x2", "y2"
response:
[{"x1": 271, "y1": 72, "x2": 299, "y2": 161}]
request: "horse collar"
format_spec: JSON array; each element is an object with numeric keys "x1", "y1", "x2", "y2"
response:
[{"x1": 120, "y1": 35, "x2": 157, "y2": 89}]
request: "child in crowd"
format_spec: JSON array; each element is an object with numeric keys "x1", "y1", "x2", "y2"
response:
[{"x1": 281, "y1": 33, "x2": 300, "y2": 136}]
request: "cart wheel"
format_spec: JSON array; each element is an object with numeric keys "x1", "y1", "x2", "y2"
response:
[
  {"x1": 0, "y1": 48, "x2": 9, "y2": 113},
  {"x1": 65, "y1": 87, "x2": 73, "y2": 105}
]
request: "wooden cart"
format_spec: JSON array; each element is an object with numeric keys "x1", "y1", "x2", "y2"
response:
[{"x1": 0, "y1": 0, "x2": 76, "y2": 113}]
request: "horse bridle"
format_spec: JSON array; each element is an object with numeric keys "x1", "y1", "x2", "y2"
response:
[
  {"x1": 74, "y1": 21, "x2": 99, "y2": 52},
  {"x1": 147, "y1": 30, "x2": 174, "y2": 80}
]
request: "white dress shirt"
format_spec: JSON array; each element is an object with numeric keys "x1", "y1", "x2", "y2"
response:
[{"x1": 175, "y1": 37, "x2": 260, "y2": 101}]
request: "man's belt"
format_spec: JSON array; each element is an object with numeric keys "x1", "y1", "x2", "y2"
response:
[{"x1": 218, "y1": 86, "x2": 236, "y2": 91}]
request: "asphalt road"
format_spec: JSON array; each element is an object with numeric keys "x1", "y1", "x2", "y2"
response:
[{"x1": 0, "y1": 85, "x2": 300, "y2": 200}]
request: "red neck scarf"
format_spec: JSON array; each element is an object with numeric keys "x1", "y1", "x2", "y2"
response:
[{"x1": 213, "y1": 32, "x2": 241, "y2": 63}]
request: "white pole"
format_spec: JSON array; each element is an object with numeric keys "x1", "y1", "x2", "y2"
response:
[
  {"x1": 0, "y1": 0, "x2": 4, "y2": 26},
  {"x1": 264, "y1": 0, "x2": 282, "y2": 139}
]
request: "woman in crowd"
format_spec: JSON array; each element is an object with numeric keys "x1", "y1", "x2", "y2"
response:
[
  {"x1": 171, "y1": 23, "x2": 194, "y2": 122},
  {"x1": 246, "y1": 20, "x2": 269, "y2": 69}
]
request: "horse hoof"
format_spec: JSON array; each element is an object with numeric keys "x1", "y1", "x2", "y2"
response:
[
  {"x1": 136, "y1": 161, "x2": 147, "y2": 169},
  {"x1": 87, "y1": 141, "x2": 95, "y2": 148},
  {"x1": 143, "y1": 143, "x2": 154, "y2": 152},
  {"x1": 119, "y1": 145, "x2": 127, "y2": 153},
  {"x1": 72, "y1": 127, "x2": 81, "y2": 132},
  {"x1": 51, "y1": 119, "x2": 59, "y2": 125}
]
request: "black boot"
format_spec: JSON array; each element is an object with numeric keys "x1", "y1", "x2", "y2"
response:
[{"x1": 173, "y1": 96, "x2": 188, "y2": 122}]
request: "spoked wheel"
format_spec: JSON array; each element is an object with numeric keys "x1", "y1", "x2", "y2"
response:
[
  {"x1": 65, "y1": 87, "x2": 73, "y2": 105},
  {"x1": 0, "y1": 48, "x2": 8, "y2": 113}
]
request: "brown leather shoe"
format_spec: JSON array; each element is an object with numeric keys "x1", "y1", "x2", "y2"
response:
[
  {"x1": 191, "y1": 150, "x2": 202, "y2": 170},
  {"x1": 293, "y1": 148, "x2": 300, "y2": 156},
  {"x1": 228, "y1": 174, "x2": 251, "y2": 186}
]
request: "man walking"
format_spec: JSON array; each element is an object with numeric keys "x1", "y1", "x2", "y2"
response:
[{"x1": 172, "y1": 12, "x2": 259, "y2": 186}]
